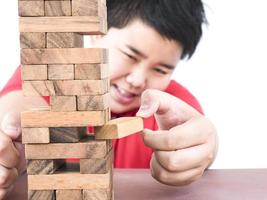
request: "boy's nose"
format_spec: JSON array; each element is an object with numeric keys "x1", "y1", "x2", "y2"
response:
[{"x1": 126, "y1": 69, "x2": 146, "y2": 89}]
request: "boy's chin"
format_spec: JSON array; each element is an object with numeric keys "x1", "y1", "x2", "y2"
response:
[{"x1": 110, "y1": 101, "x2": 139, "y2": 114}]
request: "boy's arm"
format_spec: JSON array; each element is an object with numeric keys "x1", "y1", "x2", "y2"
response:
[
  {"x1": 0, "y1": 90, "x2": 47, "y2": 199},
  {"x1": 137, "y1": 89, "x2": 218, "y2": 186}
]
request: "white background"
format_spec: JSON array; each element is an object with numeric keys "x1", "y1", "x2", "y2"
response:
[{"x1": 0, "y1": 1, "x2": 267, "y2": 168}]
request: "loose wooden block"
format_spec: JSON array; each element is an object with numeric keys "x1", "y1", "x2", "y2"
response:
[
  {"x1": 48, "y1": 65, "x2": 74, "y2": 80},
  {"x1": 80, "y1": 149, "x2": 112, "y2": 174},
  {"x1": 95, "y1": 117, "x2": 144, "y2": 139},
  {"x1": 25, "y1": 139, "x2": 109, "y2": 159},
  {"x1": 22, "y1": 79, "x2": 109, "y2": 96},
  {"x1": 83, "y1": 189, "x2": 111, "y2": 200},
  {"x1": 56, "y1": 190, "x2": 82, "y2": 200},
  {"x1": 22, "y1": 128, "x2": 49, "y2": 144},
  {"x1": 72, "y1": 0, "x2": 106, "y2": 17},
  {"x1": 19, "y1": 16, "x2": 107, "y2": 34},
  {"x1": 45, "y1": 1, "x2": 71, "y2": 16},
  {"x1": 18, "y1": 1, "x2": 44, "y2": 16},
  {"x1": 75, "y1": 64, "x2": 108, "y2": 80},
  {"x1": 77, "y1": 93, "x2": 109, "y2": 111},
  {"x1": 22, "y1": 65, "x2": 47, "y2": 81},
  {"x1": 46, "y1": 33, "x2": 83, "y2": 48},
  {"x1": 50, "y1": 96, "x2": 76, "y2": 111},
  {"x1": 49, "y1": 127, "x2": 88, "y2": 143},
  {"x1": 20, "y1": 33, "x2": 46, "y2": 49},
  {"x1": 28, "y1": 171, "x2": 111, "y2": 190},
  {"x1": 21, "y1": 110, "x2": 108, "y2": 127},
  {"x1": 21, "y1": 48, "x2": 107, "y2": 65},
  {"x1": 27, "y1": 159, "x2": 64, "y2": 175},
  {"x1": 28, "y1": 190, "x2": 55, "y2": 200}
]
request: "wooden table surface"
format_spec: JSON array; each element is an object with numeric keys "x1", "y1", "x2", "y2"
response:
[{"x1": 6, "y1": 169, "x2": 267, "y2": 200}]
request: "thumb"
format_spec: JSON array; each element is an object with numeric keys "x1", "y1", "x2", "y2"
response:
[{"x1": 1, "y1": 111, "x2": 22, "y2": 140}]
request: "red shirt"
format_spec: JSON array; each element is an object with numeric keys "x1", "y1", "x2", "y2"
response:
[{"x1": 0, "y1": 66, "x2": 203, "y2": 168}]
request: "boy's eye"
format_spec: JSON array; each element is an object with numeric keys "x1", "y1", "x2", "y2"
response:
[
  {"x1": 154, "y1": 68, "x2": 168, "y2": 75},
  {"x1": 123, "y1": 51, "x2": 138, "y2": 62}
]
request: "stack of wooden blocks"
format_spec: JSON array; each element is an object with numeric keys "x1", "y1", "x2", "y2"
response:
[
  {"x1": 19, "y1": 0, "x2": 111, "y2": 199},
  {"x1": 18, "y1": 0, "x2": 144, "y2": 199}
]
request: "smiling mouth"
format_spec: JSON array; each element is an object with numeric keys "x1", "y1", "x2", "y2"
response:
[{"x1": 111, "y1": 84, "x2": 139, "y2": 104}]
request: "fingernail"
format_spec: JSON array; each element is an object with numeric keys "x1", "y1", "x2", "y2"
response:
[
  {"x1": 142, "y1": 129, "x2": 153, "y2": 134},
  {"x1": 136, "y1": 104, "x2": 150, "y2": 117}
]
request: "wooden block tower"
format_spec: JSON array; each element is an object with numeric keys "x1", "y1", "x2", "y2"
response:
[{"x1": 18, "y1": 0, "x2": 143, "y2": 199}]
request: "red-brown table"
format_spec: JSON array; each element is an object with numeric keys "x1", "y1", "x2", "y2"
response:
[{"x1": 6, "y1": 169, "x2": 267, "y2": 200}]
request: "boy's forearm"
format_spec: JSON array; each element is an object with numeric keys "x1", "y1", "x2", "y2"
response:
[{"x1": 0, "y1": 90, "x2": 48, "y2": 123}]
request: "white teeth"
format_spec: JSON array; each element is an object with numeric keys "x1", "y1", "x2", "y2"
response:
[{"x1": 117, "y1": 86, "x2": 134, "y2": 97}]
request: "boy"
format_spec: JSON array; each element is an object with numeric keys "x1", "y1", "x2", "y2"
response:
[{"x1": 0, "y1": 0, "x2": 218, "y2": 198}]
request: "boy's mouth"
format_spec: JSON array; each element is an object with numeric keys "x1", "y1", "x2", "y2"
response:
[{"x1": 111, "y1": 84, "x2": 138, "y2": 104}]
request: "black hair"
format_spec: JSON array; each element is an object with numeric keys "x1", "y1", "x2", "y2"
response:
[{"x1": 107, "y1": 0, "x2": 207, "y2": 59}]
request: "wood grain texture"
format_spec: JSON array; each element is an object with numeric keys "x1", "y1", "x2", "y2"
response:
[
  {"x1": 56, "y1": 190, "x2": 82, "y2": 200},
  {"x1": 95, "y1": 117, "x2": 144, "y2": 139},
  {"x1": 28, "y1": 190, "x2": 55, "y2": 200},
  {"x1": 22, "y1": 79, "x2": 109, "y2": 96},
  {"x1": 48, "y1": 65, "x2": 74, "y2": 80},
  {"x1": 22, "y1": 128, "x2": 49, "y2": 144},
  {"x1": 75, "y1": 64, "x2": 108, "y2": 80},
  {"x1": 21, "y1": 110, "x2": 108, "y2": 127},
  {"x1": 50, "y1": 96, "x2": 76, "y2": 112},
  {"x1": 27, "y1": 159, "x2": 64, "y2": 175},
  {"x1": 19, "y1": 16, "x2": 107, "y2": 34},
  {"x1": 80, "y1": 149, "x2": 112, "y2": 174},
  {"x1": 77, "y1": 93, "x2": 110, "y2": 111},
  {"x1": 20, "y1": 33, "x2": 46, "y2": 49},
  {"x1": 45, "y1": 1, "x2": 71, "y2": 16},
  {"x1": 46, "y1": 33, "x2": 83, "y2": 48},
  {"x1": 72, "y1": 0, "x2": 106, "y2": 17},
  {"x1": 18, "y1": 1, "x2": 44, "y2": 16},
  {"x1": 22, "y1": 65, "x2": 47, "y2": 81},
  {"x1": 49, "y1": 127, "x2": 88, "y2": 143},
  {"x1": 21, "y1": 48, "x2": 107, "y2": 64},
  {"x1": 28, "y1": 171, "x2": 111, "y2": 190},
  {"x1": 25, "y1": 139, "x2": 110, "y2": 159},
  {"x1": 83, "y1": 189, "x2": 112, "y2": 200}
]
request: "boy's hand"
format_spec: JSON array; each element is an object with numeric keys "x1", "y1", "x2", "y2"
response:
[
  {"x1": 136, "y1": 89, "x2": 218, "y2": 186},
  {"x1": 0, "y1": 112, "x2": 25, "y2": 199}
]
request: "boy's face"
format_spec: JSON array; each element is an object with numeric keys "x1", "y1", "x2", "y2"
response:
[{"x1": 100, "y1": 19, "x2": 183, "y2": 113}]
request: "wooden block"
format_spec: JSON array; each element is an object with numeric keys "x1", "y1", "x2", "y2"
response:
[
  {"x1": 77, "y1": 93, "x2": 109, "y2": 111},
  {"x1": 28, "y1": 190, "x2": 55, "y2": 200},
  {"x1": 72, "y1": 0, "x2": 106, "y2": 17},
  {"x1": 50, "y1": 96, "x2": 76, "y2": 111},
  {"x1": 56, "y1": 190, "x2": 82, "y2": 200},
  {"x1": 22, "y1": 128, "x2": 49, "y2": 144},
  {"x1": 75, "y1": 64, "x2": 108, "y2": 80},
  {"x1": 45, "y1": 1, "x2": 71, "y2": 16},
  {"x1": 25, "y1": 139, "x2": 109, "y2": 159},
  {"x1": 22, "y1": 65, "x2": 47, "y2": 81},
  {"x1": 95, "y1": 117, "x2": 144, "y2": 139},
  {"x1": 22, "y1": 79, "x2": 109, "y2": 96},
  {"x1": 21, "y1": 48, "x2": 107, "y2": 64},
  {"x1": 18, "y1": 1, "x2": 44, "y2": 16},
  {"x1": 27, "y1": 159, "x2": 64, "y2": 175},
  {"x1": 48, "y1": 65, "x2": 74, "y2": 80},
  {"x1": 20, "y1": 33, "x2": 46, "y2": 49},
  {"x1": 28, "y1": 171, "x2": 111, "y2": 190},
  {"x1": 47, "y1": 33, "x2": 83, "y2": 48},
  {"x1": 80, "y1": 149, "x2": 112, "y2": 174},
  {"x1": 49, "y1": 127, "x2": 88, "y2": 143},
  {"x1": 83, "y1": 189, "x2": 111, "y2": 200},
  {"x1": 19, "y1": 16, "x2": 107, "y2": 34},
  {"x1": 21, "y1": 110, "x2": 108, "y2": 127}
]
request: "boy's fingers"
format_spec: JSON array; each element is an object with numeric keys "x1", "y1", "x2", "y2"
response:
[
  {"x1": 0, "y1": 132, "x2": 20, "y2": 169},
  {"x1": 0, "y1": 165, "x2": 18, "y2": 188},
  {"x1": 1, "y1": 112, "x2": 21, "y2": 141}
]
